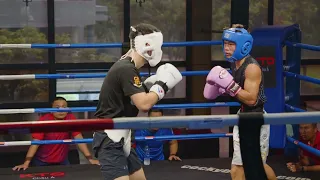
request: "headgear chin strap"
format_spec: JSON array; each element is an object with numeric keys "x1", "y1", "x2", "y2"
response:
[
  {"x1": 134, "y1": 31, "x2": 163, "y2": 67},
  {"x1": 222, "y1": 28, "x2": 253, "y2": 63}
]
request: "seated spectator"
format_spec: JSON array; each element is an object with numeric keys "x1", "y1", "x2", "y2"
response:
[
  {"x1": 12, "y1": 97, "x2": 99, "y2": 171},
  {"x1": 287, "y1": 123, "x2": 320, "y2": 172},
  {"x1": 135, "y1": 109, "x2": 181, "y2": 161}
]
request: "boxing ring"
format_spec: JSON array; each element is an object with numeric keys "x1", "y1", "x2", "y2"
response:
[{"x1": 0, "y1": 24, "x2": 319, "y2": 180}]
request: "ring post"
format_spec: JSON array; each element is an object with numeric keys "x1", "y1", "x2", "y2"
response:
[
  {"x1": 250, "y1": 24, "x2": 301, "y2": 149},
  {"x1": 285, "y1": 25, "x2": 301, "y2": 109},
  {"x1": 284, "y1": 25, "x2": 302, "y2": 157}
]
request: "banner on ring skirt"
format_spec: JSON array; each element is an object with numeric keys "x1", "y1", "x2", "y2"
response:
[
  {"x1": 250, "y1": 46, "x2": 276, "y2": 88},
  {"x1": 181, "y1": 165, "x2": 311, "y2": 180}
]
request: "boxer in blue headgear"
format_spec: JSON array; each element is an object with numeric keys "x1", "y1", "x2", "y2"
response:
[
  {"x1": 203, "y1": 24, "x2": 277, "y2": 180},
  {"x1": 222, "y1": 26, "x2": 253, "y2": 62}
]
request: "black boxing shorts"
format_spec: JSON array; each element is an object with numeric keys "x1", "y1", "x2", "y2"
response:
[{"x1": 92, "y1": 131, "x2": 142, "y2": 180}]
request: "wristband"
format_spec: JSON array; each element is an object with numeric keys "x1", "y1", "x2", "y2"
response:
[
  {"x1": 154, "y1": 81, "x2": 169, "y2": 93},
  {"x1": 227, "y1": 81, "x2": 242, "y2": 96},
  {"x1": 85, "y1": 155, "x2": 93, "y2": 160},
  {"x1": 170, "y1": 154, "x2": 176, "y2": 156},
  {"x1": 149, "y1": 84, "x2": 165, "y2": 100},
  {"x1": 142, "y1": 83, "x2": 149, "y2": 93}
]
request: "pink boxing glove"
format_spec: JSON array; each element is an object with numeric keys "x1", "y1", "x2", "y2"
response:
[
  {"x1": 206, "y1": 66, "x2": 242, "y2": 97},
  {"x1": 203, "y1": 83, "x2": 225, "y2": 100}
]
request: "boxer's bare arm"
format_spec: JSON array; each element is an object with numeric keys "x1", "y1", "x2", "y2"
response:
[
  {"x1": 131, "y1": 92, "x2": 159, "y2": 112},
  {"x1": 235, "y1": 64, "x2": 261, "y2": 106}
]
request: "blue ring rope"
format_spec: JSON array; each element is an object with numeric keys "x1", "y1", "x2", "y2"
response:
[
  {"x1": 29, "y1": 41, "x2": 222, "y2": 49},
  {"x1": 33, "y1": 102, "x2": 241, "y2": 113}
]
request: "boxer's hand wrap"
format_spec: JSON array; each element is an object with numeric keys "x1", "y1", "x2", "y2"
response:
[
  {"x1": 206, "y1": 66, "x2": 242, "y2": 97},
  {"x1": 226, "y1": 81, "x2": 242, "y2": 96},
  {"x1": 149, "y1": 63, "x2": 182, "y2": 100},
  {"x1": 142, "y1": 83, "x2": 149, "y2": 93},
  {"x1": 149, "y1": 81, "x2": 168, "y2": 100}
]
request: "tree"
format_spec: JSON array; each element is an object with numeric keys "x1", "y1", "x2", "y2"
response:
[
  {"x1": 272, "y1": 0, "x2": 320, "y2": 94},
  {"x1": 0, "y1": 27, "x2": 77, "y2": 102},
  {"x1": 1, "y1": 0, "x2": 319, "y2": 103},
  {"x1": 0, "y1": 24, "x2": 119, "y2": 102},
  {"x1": 130, "y1": 0, "x2": 186, "y2": 61},
  {"x1": 95, "y1": 0, "x2": 186, "y2": 62},
  {"x1": 211, "y1": 0, "x2": 231, "y2": 60},
  {"x1": 0, "y1": 27, "x2": 47, "y2": 64},
  {"x1": 93, "y1": 0, "x2": 124, "y2": 62}
]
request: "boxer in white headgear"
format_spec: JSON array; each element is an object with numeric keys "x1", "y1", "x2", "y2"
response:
[
  {"x1": 121, "y1": 25, "x2": 163, "y2": 67},
  {"x1": 93, "y1": 23, "x2": 182, "y2": 180}
]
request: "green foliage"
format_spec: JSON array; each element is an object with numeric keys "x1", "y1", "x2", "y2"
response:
[
  {"x1": 129, "y1": 0, "x2": 186, "y2": 61},
  {"x1": 273, "y1": 0, "x2": 319, "y2": 59},
  {"x1": 96, "y1": 0, "x2": 123, "y2": 43},
  {"x1": 0, "y1": 27, "x2": 72, "y2": 63},
  {"x1": 0, "y1": 27, "x2": 112, "y2": 63},
  {"x1": 95, "y1": 0, "x2": 186, "y2": 61},
  {"x1": 0, "y1": 27, "x2": 46, "y2": 63},
  {"x1": 0, "y1": 0, "x2": 319, "y2": 104}
]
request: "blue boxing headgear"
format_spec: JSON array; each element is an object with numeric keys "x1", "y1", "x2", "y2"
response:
[{"x1": 222, "y1": 28, "x2": 253, "y2": 62}]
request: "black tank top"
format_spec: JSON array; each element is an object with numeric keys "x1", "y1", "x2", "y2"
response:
[{"x1": 231, "y1": 56, "x2": 267, "y2": 112}]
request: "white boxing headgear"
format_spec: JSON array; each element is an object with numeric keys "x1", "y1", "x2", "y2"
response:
[{"x1": 133, "y1": 31, "x2": 163, "y2": 67}]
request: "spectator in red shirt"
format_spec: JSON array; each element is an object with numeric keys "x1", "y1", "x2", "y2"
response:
[
  {"x1": 12, "y1": 97, "x2": 99, "y2": 171},
  {"x1": 287, "y1": 123, "x2": 320, "y2": 172}
]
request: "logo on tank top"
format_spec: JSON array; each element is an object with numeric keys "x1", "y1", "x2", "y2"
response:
[{"x1": 261, "y1": 133, "x2": 268, "y2": 141}]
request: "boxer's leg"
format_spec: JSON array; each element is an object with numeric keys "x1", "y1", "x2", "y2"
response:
[
  {"x1": 231, "y1": 164, "x2": 276, "y2": 180},
  {"x1": 230, "y1": 165, "x2": 245, "y2": 180},
  {"x1": 260, "y1": 124, "x2": 277, "y2": 180},
  {"x1": 231, "y1": 117, "x2": 276, "y2": 180},
  {"x1": 129, "y1": 168, "x2": 146, "y2": 180},
  {"x1": 93, "y1": 132, "x2": 130, "y2": 180},
  {"x1": 264, "y1": 164, "x2": 277, "y2": 180},
  {"x1": 128, "y1": 148, "x2": 146, "y2": 180},
  {"x1": 231, "y1": 125, "x2": 245, "y2": 180}
]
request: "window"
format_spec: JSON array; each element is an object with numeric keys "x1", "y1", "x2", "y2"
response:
[
  {"x1": 0, "y1": 70, "x2": 49, "y2": 103},
  {"x1": 55, "y1": 0, "x2": 123, "y2": 63},
  {"x1": 130, "y1": 0, "x2": 186, "y2": 62},
  {"x1": 305, "y1": 101, "x2": 320, "y2": 111},
  {"x1": 211, "y1": 0, "x2": 231, "y2": 61},
  {"x1": 211, "y1": 107, "x2": 230, "y2": 115},
  {"x1": 305, "y1": 101, "x2": 320, "y2": 129},
  {"x1": 300, "y1": 65, "x2": 320, "y2": 95},
  {"x1": 0, "y1": 114, "x2": 37, "y2": 141},
  {"x1": 57, "y1": 72, "x2": 104, "y2": 101},
  {"x1": 57, "y1": 67, "x2": 186, "y2": 101},
  {"x1": 249, "y1": 0, "x2": 268, "y2": 30},
  {"x1": 210, "y1": 106, "x2": 230, "y2": 158},
  {"x1": 0, "y1": 1, "x2": 48, "y2": 64},
  {"x1": 274, "y1": 0, "x2": 320, "y2": 59}
]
